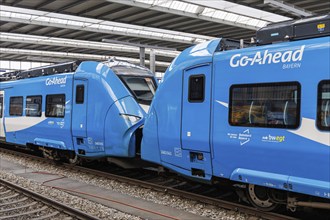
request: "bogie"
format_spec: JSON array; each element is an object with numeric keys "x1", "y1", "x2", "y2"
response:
[{"x1": 246, "y1": 184, "x2": 281, "y2": 211}]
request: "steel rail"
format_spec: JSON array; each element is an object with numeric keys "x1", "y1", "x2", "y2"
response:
[
  {"x1": 0, "y1": 178, "x2": 100, "y2": 220},
  {"x1": 0, "y1": 145, "x2": 298, "y2": 220}
]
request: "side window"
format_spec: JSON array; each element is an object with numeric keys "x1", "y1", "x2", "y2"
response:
[
  {"x1": 9, "y1": 96, "x2": 23, "y2": 116},
  {"x1": 76, "y1": 85, "x2": 84, "y2": 104},
  {"x1": 229, "y1": 82, "x2": 300, "y2": 129},
  {"x1": 317, "y1": 80, "x2": 330, "y2": 131},
  {"x1": 46, "y1": 94, "x2": 65, "y2": 118},
  {"x1": 26, "y1": 96, "x2": 42, "y2": 117},
  {"x1": 189, "y1": 75, "x2": 205, "y2": 102},
  {"x1": 0, "y1": 96, "x2": 3, "y2": 118}
]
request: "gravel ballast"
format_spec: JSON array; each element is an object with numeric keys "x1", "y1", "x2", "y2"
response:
[
  {"x1": 0, "y1": 151, "x2": 248, "y2": 220},
  {"x1": 0, "y1": 170, "x2": 142, "y2": 220}
]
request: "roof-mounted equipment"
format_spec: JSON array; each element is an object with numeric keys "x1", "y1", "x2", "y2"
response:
[
  {"x1": 256, "y1": 14, "x2": 330, "y2": 45},
  {"x1": 0, "y1": 61, "x2": 81, "y2": 82}
]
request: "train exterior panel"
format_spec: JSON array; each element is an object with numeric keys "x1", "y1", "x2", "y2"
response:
[
  {"x1": 142, "y1": 36, "x2": 330, "y2": 200},
  {"x1": 142, "y1": 40, "x2": 220, "y2": 180},
  {"x1": 0, "y1": 61, "x2": 154, "y2": 159},
  {"x1": 213, "y1": 37, "x2": 330, "y2": 198},
  {"x1": 2, "y1": 73, "x2": 74, "y2": 149}
]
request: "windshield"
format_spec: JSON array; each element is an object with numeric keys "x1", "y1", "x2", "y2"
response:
[{"x1": 120, "y1": 76, "x2": 156, "y2": 105}]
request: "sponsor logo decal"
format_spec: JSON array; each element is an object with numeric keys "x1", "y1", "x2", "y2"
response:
[
  {"x1": 262, "y1": 135, "x2": 285, "y2": 143},
  {"x1": 317, "y1": 23, "x2": 325, "y2": 32},
  {"x1": 174, "y1": 147, "x2": 182, "y2": 157},
  {"x1": 227, "y1": 129, "x2": 252, "y2": 146},
  {"x1": 229, "y1": 45, "x2": 305, "y2": 69}
]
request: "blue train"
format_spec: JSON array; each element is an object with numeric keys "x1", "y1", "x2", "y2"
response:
[
  {"x1": 0, "y1": 59, "x2": 157, "y2": 164},
  {"x1": 1, "y1": 15, "x2": 329, "y2": 211},
  {"x1": 141, "y1": 16, "x2": 330, "y2": 210}
]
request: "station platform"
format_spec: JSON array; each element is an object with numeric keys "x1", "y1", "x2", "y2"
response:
[{"x1": 0, "y1": 157, "x2": 208, "y2": 220}]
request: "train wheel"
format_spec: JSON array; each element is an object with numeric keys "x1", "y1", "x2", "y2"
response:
[
  {"x1": 68, "y1": 153, "x2": 80, "y2": 165},
  {"x1": 42, "y1": 148, "x2": 59, "y2": 160},
  {"x1": 246, "y1": 184, "x2": 279, "y2": 211}
]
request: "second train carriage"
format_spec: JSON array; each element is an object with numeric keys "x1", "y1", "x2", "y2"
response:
[
  {"x1": 0, "y1": 60, "x2": 157, "y2": 162},
  {"x1": 141, "y1": 16, "x2": 330, "y2": 210}
]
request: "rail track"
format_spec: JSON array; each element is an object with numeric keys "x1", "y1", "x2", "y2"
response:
[
  {"x1": 0, "y1": 145, "x2": 324, "y2": 220},
  {"x1": 0, "y1": 178, "x2": 99, "y2": 220}
]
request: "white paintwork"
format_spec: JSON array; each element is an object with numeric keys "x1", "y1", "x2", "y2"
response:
[
  {"x1": 5, "y1": 113, "x2": 47, "y2": 133},
  {"x1": 140, "y1": 104, "x2": 150, "y2": 113},
  {"x1": 215, "y1": 100, "x2": 228, "y2": 108},
  {"x1": 288, "y1": 117, "x2": 330, "y2": 147},
  {"x1": 0, "y1": 91, "x2": 5, "y2": 138}
]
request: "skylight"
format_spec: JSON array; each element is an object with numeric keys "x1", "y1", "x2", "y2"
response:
[
  {"x1": 0, "y1": 60, "x2": 52, "y2": 71},
  {"x1": 0, "y1": 32, "x2": 180, "y2": 58},
  {"x1": 130, "y1": 0, "x2": 291, "y2": 28},
  {"x1": 0, "y1": 5, "x2": 212, "y2": 44},
  {"x1": 0, "y1": 48, "x2": 171, "y2": 67}
]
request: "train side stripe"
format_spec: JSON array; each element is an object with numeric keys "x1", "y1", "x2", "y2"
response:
[
  {"x1": 288, "y1": 117, "x2": 330, "y2": 147},
  {"x1": 5, "y1": 113, "x2": 47, "y2": 132}
]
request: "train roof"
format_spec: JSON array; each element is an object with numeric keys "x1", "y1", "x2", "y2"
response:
[
  {"x1": 0, "y1": 61, "x2": 81, "y2": 82},
  {"x1": 103, "y1": 58, "x2": 154, "y2": 77},
  {"x1": 0, "y1": 59, "x2": 154, "y2": 82}
]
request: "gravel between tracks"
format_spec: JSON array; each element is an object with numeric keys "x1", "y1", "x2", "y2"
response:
[
  {"x1": 0, "y1": 152, "x2": 248, "y2": 220},
  {"x1": 0, "y1": 170, "x2": 142, "y2": 220}
]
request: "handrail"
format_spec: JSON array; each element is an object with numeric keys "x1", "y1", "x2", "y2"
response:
[
  {"x1": 324, "y1": 100, "x2": 329, "y2": 127},
  {"x1": 283, "y1": 101, "x2": 289, "y2": 125},
  {"x1": 248, "y1": 101, "x2": 254, "y2": 124}
]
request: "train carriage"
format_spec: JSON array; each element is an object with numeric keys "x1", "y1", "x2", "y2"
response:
[
  {"x1": 141, "y1": 16, "x2": 330, "y2": 210},
  {"x1": 0, "y1": 60, "x2": 157, "y2": 162}
]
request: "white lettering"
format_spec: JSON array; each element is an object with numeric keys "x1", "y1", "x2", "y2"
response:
[
  {"x1": 46, "y1": 76, "x2": 67, "y2": 86},
  {"x1": 282, "y1": 63, "x2": 301, "y2": 69},
  {"x1": 229, "y1": 54, "x2": 241, "y2": 67},
  {"x1": 229, "y1": 45, "x2": 305, "y2": 68},
  {"x1": 272, "y1": 52, "x2": 282, "y2": 63},
  {"x1": 251, "y1": 51, "x2": 262, "y2": 65},
  {"x1": 292, "y1": 45, "x2": 305, "y2": 61},
  {"x1": 281, "y1": 51, "x2": 292, "y2": 62},
  {"x1": 263, "y1": 50, "x2": 272, "y2": 64},
  {"x1": 240, "y1": 56, "x2": 249, "y2": 66}
]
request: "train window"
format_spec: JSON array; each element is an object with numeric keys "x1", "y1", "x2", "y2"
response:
[
  {"x1": 76, "y1": 85, "x2": 84, "y2": 104},
  {"x1": 46, "y1": 94, "x2": 65, "y2": 118},
  {"x1": 9, "y1": 96, "x2": 23, "y2": 116},
  {"x1": 229, "y1": 82, "x2": 300, "y2": 129},
  {"x1": 317, "y1": 80, "x2": 330, "y2": 131},
  {"x1": 120, "y1": 76, "x2": 156, "y2": 105},
  {"x1": 26, "y1": 96, "x2": 42, "y2": 117},
  {"x1": 0, "y1": 96, "x2": 3, "y2": 118},
  {"x1": 189, "y1": 75, "x2": 205, "y2": 102}
]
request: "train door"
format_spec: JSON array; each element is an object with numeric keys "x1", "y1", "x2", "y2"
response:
[
  {"x1": 0, "y1": 91, "x2": 5, "y2": 141},
  {"x1": 72, "y1": 80, "x2": 87, "y2": 138},
  {"x1": 181, "y1": 64, "x2": 212, "y2": 153}
]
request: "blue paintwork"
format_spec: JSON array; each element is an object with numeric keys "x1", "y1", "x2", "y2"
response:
[
  {"x1": 0, "y1": 61, "x2": 150, "y2": 158},
  {"x1": 142, "y1": 39, "x2": 221, "y2": 180},
  {"x1": 142, "y1": 36, "x2": 330, "y2": 199}
]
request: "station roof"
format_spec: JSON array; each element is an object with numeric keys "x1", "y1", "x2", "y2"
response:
[{"x1": 1, "y1": 0, "x2": 329, "y2": 72}]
